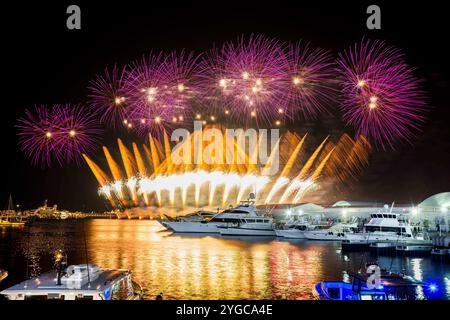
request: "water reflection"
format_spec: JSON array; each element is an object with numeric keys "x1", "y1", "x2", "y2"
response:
[
  {"x1": 1, "y1": 220, "x2": 449, "y2": 300},
  {"x1": 410, "y1": 258, "x2": 425, "y2": 299}
]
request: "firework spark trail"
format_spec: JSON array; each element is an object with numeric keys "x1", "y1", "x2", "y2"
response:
[
  {"x1": 283, "y1": 41, "x2": 337, "y2": 119},
  {"x1": 132, "y1": 142, "x2": 147, "y2": 177},
  {"x1": 336, "y1": 38, "x2": 427, "y2": 149},
  {"x1": 88, "y1": 65, "x2": 130, "y2": 128},
  {"x1": 264, "y1": 133, "x2": 307, "y2": 204},
  {"x1": 103, "y1": 146, "x2": 124, "y2": 181},
  {"x1": 322, "y1": 134, "x2": 372, "y2": 184},
  {"x1": 278, "y1": 136, "x2": 329, "y2": 203}
]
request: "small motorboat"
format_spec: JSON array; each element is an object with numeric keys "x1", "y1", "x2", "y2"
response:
[
  {"x1": 396, "y1": 244, "x2": 433, "y2": 255},
  {"x1": 1, "y1": 264, "x2": 142, "y2": 300},
  {"x1": 431, "y1": 248, "x2": 449, "y2": 260},
  {"x1": 0, "y1": 251, "x2": 142, "y2": 300},
  {"x1": 313, "y1": 264, "x2": 428, "y2": 300}
]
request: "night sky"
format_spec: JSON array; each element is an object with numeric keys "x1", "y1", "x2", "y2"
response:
[{"x1": 2, "y1": 1, "x2": 449, "y2": 211}]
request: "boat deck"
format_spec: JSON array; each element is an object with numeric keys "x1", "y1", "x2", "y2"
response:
[{"x1": 1, "y1": 269, "x2": 129, "y2": 293}]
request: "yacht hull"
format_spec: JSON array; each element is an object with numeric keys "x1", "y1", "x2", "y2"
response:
[
  {"x1": 164, "y1": 222, "x2": 221, "y2": 233},
  {"x1": 344, "y1": 233, "x2": 419, "y2": 244},
  {"x1": 304, "y1": 232, "x2": 347, "y2": 241},
  {"x1": 219, "y1": 227, "x2": 276, "y2": 236},
  {"x1": 275, "y1": 229, "x2": 307, "y2": 239}
]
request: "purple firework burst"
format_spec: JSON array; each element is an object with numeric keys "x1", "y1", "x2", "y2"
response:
[
  {"x1": 283, "y1": 41, "x2": 337, "y2": 119},
  {"x1": 88, "y1": 65, "x2": 130, "y2": 128},
  {"x1": 125, "y1": 51, "x2": 201, "y2": 136},
  {"x1": 51, "y1": 104, "x2": 103, "y2": 163},
  {"x1": 199, "y1": 34, "x2": 288, "y2": 126},
  {"x1": 336, "y1": 38, "x2": 427, "y2": 149},
  {"x1": 16, "y1": 105, "x2": 62, "y2": 167},
  {"x1": 16, "y1": 104, "x2": 102, "y2": 167}
]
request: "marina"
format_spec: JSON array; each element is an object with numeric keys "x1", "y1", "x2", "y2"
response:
[
  {"x1": 2, "y1": 1, "x2": 449, "y2": 307},
  {"x1": 0, "y1": 219, "x2": 449, "y2": 300}
]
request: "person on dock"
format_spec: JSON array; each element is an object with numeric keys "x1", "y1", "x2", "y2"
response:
[{"x1": 156, "y1": 292, "x2": 163, "y2": 300}]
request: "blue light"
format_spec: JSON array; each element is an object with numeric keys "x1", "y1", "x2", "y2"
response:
[
  {"x1": 429, "y1": 284, "x2": 438, "y2": 292},
  {"x1": 103, "y1": 287, "x2": 111, "y2": 300},
  {"x1": 377, "y1": 285, "x2": 384, "y2": 290}
]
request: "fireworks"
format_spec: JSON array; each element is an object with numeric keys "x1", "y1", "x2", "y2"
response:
[
  {"x1": 199, "y1": 35, "x2": 288, "y2": 125},
  {"x1": 124, "y1": 50, "x2": 202, "y2": 135},
  {"x1": 16, "y1": 106, "x2": 61, "y2": 167},
  {"x1": 16, "y1": 104, "x2": 102, "y2": 167},
  {"x1": 88, "y1": 65, "x2": 130, "y2": 128},
  {"x1": 84, "y1": 129, "x2": 371, "y2": 210},
  {"x1": 18, "y1": 34, "x2": 427, "y2": 175},
  {"x1": 284, "y1": 41, "x2": 336, "y2": 119},
  {"x1": 336, "y1": 38, "x2": 427, "y2": 149}
]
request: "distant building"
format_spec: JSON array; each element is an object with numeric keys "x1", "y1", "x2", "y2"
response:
[{"x1": 259, "y1": 192, "x2": 450, "y2": 231}]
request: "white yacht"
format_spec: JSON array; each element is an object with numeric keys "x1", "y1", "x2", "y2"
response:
[
  {"x1": 1, "y1": 264, "x2": 142, "y2": 300},
  {"x1": 342, "y1": 212, "x2": 430, "y2": 247},
  {"x1": 164, "y1": 198, "x2": 260, "y2": 234},
  {"x1": 159, "y1": 210, "x2": 215, "y2": 230},
  {"x1": 304, "y1": 222, "x2": 358, "y2": 241},
  {"x1": 275, "y1": 218, "x2": 312, "y2": 239}
]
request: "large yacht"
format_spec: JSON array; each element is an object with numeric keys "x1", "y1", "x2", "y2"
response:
[
  {"x1": 304, "y1": 222, "x2": 358, "y2": 241},
  {"x1": 275, "y1": 220, "x2": 311, "y2": 238},
  {"x1": 342, "y1": 212, "x2": 430, "y2": 249},
  {"x1": 275, "y1": 218, "x2": 333, "y2": 239},
  {"x1": 164, "y1": 196, "x2": 261, "y2": 233},
  {"x1": 159, "y1": 210, "x2": 216, "y2": 230},
  {"x1": 1, "y1": 264, "x2": 142, "y2": 300}
]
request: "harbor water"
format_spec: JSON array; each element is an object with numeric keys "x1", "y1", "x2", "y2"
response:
[{"x1": 1, "y1": 219, "x2": 449, "y2": 300}]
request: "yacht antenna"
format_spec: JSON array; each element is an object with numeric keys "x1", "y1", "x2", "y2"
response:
[{"x1": 389, "y1": 202, "x2": 395, "y2": 214}]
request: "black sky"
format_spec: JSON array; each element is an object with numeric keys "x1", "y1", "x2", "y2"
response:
[{"x1": 2, "y1": 1, "x2": 449, "y2": 211}]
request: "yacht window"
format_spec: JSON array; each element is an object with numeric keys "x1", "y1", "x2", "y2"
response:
[
  {"x1": 222, "y1": 209, "x2": 249, "y2": 214},
  {"x1": 246, "y1": 219, "x2": 256, "y2": 223},
  {"x1": 210, "y1": 218, "x2": 240, "y2": 223}
]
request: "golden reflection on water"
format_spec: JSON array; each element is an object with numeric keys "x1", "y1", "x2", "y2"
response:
[
  {"x1": 6, "y1": 220, "x2": 448, "y2": 300},
  {"x1": 87, "y1": 220, "x2": 324, "y2": 299}
]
